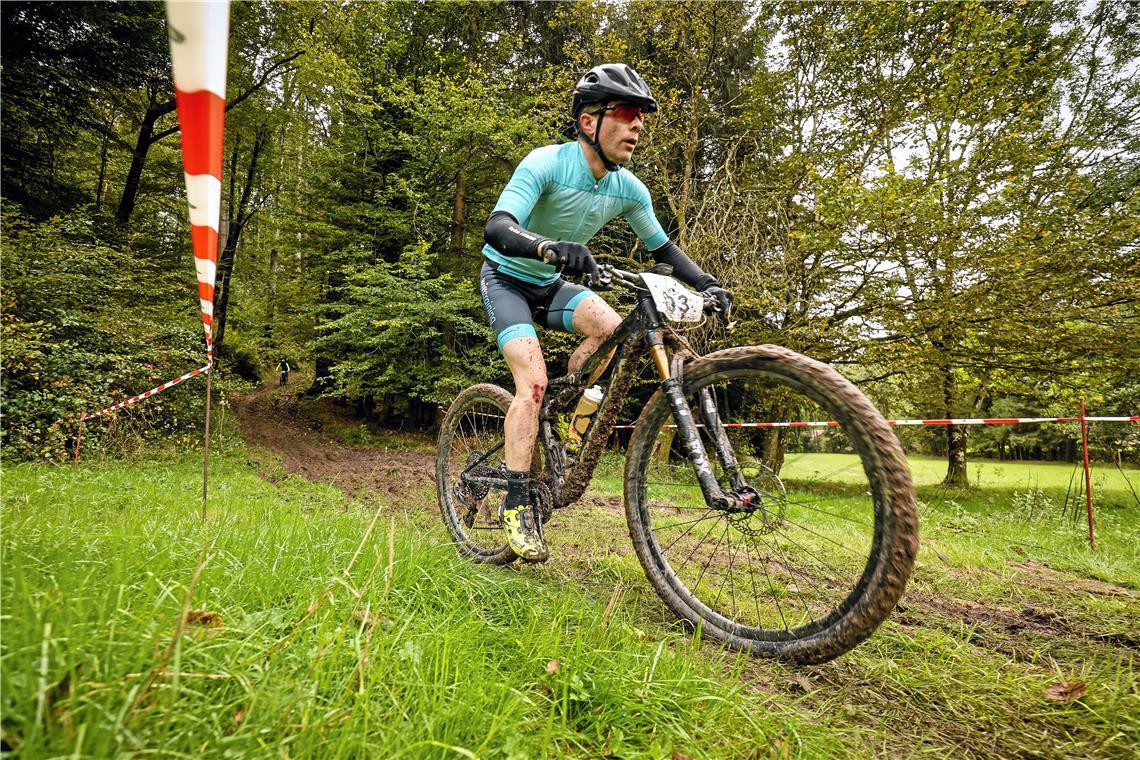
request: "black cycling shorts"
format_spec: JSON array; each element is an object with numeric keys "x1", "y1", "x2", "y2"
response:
[{"x1": 479, "y1": 261, "x2": 595, "y2": 352}]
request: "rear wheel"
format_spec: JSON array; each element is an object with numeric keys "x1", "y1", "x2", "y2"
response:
[
  {"x1": 437, "y1": 384, "x2": 518, "y2": 564},
  {"x1": 624, "y1": 345, "x2": 918, "y2": 663}
]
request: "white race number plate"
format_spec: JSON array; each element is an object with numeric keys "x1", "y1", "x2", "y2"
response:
[{"x1": 641, "y1": 273, "x2": 705, "y2": 323}]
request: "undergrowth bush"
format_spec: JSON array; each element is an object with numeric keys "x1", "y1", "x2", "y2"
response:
[{"x1": 1, "y1": 208, "x2": 231, "y2": 461}]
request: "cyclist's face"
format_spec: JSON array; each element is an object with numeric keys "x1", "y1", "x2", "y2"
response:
[{"x1": 584, "y1": 101, "x2": 646, "y2": 164}]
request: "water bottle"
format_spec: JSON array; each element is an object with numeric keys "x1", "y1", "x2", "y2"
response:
[{"x1": 569, "y1": 385, "x2": 605, "y2": 443}]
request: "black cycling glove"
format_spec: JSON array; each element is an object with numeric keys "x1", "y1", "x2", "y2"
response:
[
  {"x1": 546, "y1": 241, "x2": 600, "y2": 281},
  {"x1": 703, "y1": 284, "x2": 734, "y2": 314}
]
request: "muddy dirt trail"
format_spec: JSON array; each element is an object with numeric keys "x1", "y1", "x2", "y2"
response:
[
  {"x1": 232, "y1": 382, "x2": 1139, "y2": 666},
  {"x1": 231, "y1": 383, "x2": 436, "y2": 504}
]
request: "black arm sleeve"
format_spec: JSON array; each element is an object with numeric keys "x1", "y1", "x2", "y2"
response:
[
  {"x1": 484, "y1": 211, "x2": 551, "y2": 259},
  {"x1": 649, "y1": 241, "x2": 717, "y2": 290}
]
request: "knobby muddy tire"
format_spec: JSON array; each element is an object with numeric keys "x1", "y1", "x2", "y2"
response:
[
  {"x1": 623, "y1": 345, "x2": 919, "y2": 664},
  {"x1": 437, "y1": 383, "x2": 518, "y2": 565}
]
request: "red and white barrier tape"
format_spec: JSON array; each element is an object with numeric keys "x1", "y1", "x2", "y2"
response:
[
  {"x1": 611, "y1": 415, "x2": 1139, "y2": 430},
  {"x1": 609, "y1": 415, "x2": 1139, "y2": 430},
  {"x1": 81, "y1": 364, "x2": 211, "y2": 421},
  {"x1": 460, "y1": 410, "x2": 1138, "y2": 429}
]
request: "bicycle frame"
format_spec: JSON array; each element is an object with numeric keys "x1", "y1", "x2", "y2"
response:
[{"x1": 538, "y1": 276, "x2": 742, "y2": 512}]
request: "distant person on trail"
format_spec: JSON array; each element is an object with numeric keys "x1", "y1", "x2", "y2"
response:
[
  {"x1": 277, "y1": 357, "x2": 291, "y2": 386},
  {"x1": 480, "y1": 63, "x2": 733, "y2": 562}
]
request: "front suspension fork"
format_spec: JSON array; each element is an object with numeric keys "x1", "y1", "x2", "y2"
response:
[{"x1": 649, "y1": 330, "x2": 743, "y2": 510}]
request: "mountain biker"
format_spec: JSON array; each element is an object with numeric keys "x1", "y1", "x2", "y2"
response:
[
  {"x1": 480, "y1": 63, "x2": 734, "y2": 562},
  {"x1": 277, "y1": 357, "x2": 291, "y2": 386}
]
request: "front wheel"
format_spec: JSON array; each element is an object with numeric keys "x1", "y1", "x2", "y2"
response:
[{"x1": 624, "y1": 345, "x2": 918, "y2": 664}]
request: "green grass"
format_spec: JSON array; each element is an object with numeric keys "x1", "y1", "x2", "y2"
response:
[
  {"x1": 576, "y1": 451, "x2": 1140, "y2": 758},
  {"x1": 781, "y1": 452, "x2": 1139, "y2": 499},
  {"x1": 3, "y1": 445, "x2": 1138, "y2": 758},
  {"x1": 2, "y1": 450, "x2": 841, "y2": 759}
]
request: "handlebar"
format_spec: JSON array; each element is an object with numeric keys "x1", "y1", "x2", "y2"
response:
[{"x1": 543, "y1": 251, "x2": 731, "y2": 321}]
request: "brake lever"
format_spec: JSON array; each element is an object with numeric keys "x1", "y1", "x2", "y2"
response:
[
  {"x1": 705, "y1": 297, "x2": 737, "y2": 331},
  {"x1": 586, "y1": 268, "x2": 614, "y2": 291}
]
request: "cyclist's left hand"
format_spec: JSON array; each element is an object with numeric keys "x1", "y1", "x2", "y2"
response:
[{"x1": 702, "y1": 284, "x2": 733, "y2": 315}]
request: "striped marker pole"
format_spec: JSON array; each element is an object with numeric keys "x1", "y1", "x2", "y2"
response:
[
  {"x1": 167, "y1": 0, "x2": 228, "y2": 348},
  {"x1": 167, "y1": 0, "x2": 230, "y2": 515}
]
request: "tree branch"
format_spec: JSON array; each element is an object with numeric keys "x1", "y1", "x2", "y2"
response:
[{"x1": 148, "y1": 51, "x2": 306, "y2": 144}]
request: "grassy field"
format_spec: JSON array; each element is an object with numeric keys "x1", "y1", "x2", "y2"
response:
[
  {"x1": 781, "y1": 452, "x2": 1138, "y2": 498},
  {"x1": 3, "y1": 443, "x2": 1138, "y2": 758}
]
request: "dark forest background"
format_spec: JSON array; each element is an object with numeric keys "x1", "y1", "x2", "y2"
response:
[{"x1": 3, "y1": 1, "x2": 1137, "y2": 482}]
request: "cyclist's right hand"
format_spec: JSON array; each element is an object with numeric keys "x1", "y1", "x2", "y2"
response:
[{"x1": 544, "y1": 242, "x2": 599, "y2": 282}]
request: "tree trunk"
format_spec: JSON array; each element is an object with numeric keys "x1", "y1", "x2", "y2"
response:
[
  {"x1": 938, "y1": 359, "x2": 969, "y2": 485},
  {"x1": 115, "y1": 104, "x2": 164, "y2": 226},
  {"x1": 213, "y1": 223, "x2": 240, "y2": 350},
  {"x1": 213, "y1": 128, "x2": 267, "y2": 349},
  {"x1": 113, "y1": 50, "x2": 304, "y2": 229},
  {"x1": 95, "y1": 127, "x2": 111, "y2": 213},
  {"x1": 760, "y1": 428, "x2": 787, "y2": 475},
  {"x1": 945, "y1": 424, "x2": 969, "y2": 486},
  {"x1": 264, "y1": 246, "x2": 278, "y2": 346},
  {"x1": 654, "y1": 426, "x2": 677, "y2": 465},
  {"x1": 307, "y1": 355, "x2": 334, "y2": 397},
  {"x1": 450, "y1": 169, "x2": 466, "y2": 257}
]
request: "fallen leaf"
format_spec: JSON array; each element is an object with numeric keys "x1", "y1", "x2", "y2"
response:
[
  {"x1": 673, "y1": 753, "x2": 694, "y2": 760},
  {"x1": 1043, "y1": 680, "x2": 1087, "y2": 703},
  {"x1": 234, "y1": 708, "x2": 246, "y2": 723},
  {"x1": 185, "y1": 610, "x2": 222, "y2": 627},
  {"x1": 790, "y1": 675, "x2": 816, "y2": 693},
  {"x1": 546, "y1": 659, "x2": 561, "y2": 675}
]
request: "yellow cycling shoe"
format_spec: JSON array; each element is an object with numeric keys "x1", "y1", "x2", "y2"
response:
[{"x1": 499, "y1": 501, "x2": 549, "y2": 563}]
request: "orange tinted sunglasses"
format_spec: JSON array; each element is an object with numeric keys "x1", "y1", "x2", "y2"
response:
[{"x1": 603, "y1": 103, "x2": 648, "y2": 122}]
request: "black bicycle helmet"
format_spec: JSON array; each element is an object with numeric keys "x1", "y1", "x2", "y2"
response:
[
  {"x1": 572, "y1": 63, "x2": 658, "y2": 119},
  {"x1": 572, "y1": 64, "x2": 657, "y2": 171}
]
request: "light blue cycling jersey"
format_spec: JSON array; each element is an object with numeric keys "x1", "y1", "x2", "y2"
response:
[{"x1": 483, "y1": 141, "x2": 670, "y2": 285}]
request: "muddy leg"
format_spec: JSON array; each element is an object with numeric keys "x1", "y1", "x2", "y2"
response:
[
  {"x1": 502, "y1": 337, "x2": 547, "y2": 471},
  {"x1": 568, "y1": 295, "x2": 621, "y2": 382}
]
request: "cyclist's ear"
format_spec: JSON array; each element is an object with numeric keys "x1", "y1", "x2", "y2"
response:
[{"x1": 577, "y1": 111, "x2": 598, "y2": 141}]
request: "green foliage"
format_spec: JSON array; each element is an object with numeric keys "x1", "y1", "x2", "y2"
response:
[
  {"x1": 3, "y1": 0, "x2": 1137, "y2": 465},
  {"x1": 313, "y1": 242, "x2": 501, "y2": 406},
  {"x1": 1, "y1": 209, "x2": 209, "y2": 461}
]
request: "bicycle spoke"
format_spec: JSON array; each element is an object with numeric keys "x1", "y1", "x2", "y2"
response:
[
  {"x1": 771, "y1": 512, "x2": 867, "y2": 561},
  {"x1": 778, "y1": 496, "x2": 872, "y2": 525},
  {"x1": 658, "y1": 509, "x2": 716, "y2": 554},
  {"x1": 691, "y1": 521, "x2": 730, "y2": 602},
  {"x1": 629, "y1": 358, "x2": 910, "y2": 645},
  {"x1": 746, "y1": 537, "x2": 788, "y2": 630},
  {"x1": 653, "y1": 511, "x2": 720, "y2": 534},
  {"x1": 439, "y1": 394, "x2": 514, "y2": 562},
  {"x1": 740, "y1": 531, "x2": 814, "y2": 627},
  {"x1": 713, "y1": 525, "x2": 742, "y2": 620},
  {"x1": 674, "y1": 515, "x2": 725, "y2": 578}
]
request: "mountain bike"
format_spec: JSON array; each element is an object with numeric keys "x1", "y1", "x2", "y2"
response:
[{"x1": 436, "y1": 262, "x2": 918, "y2": 663}]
